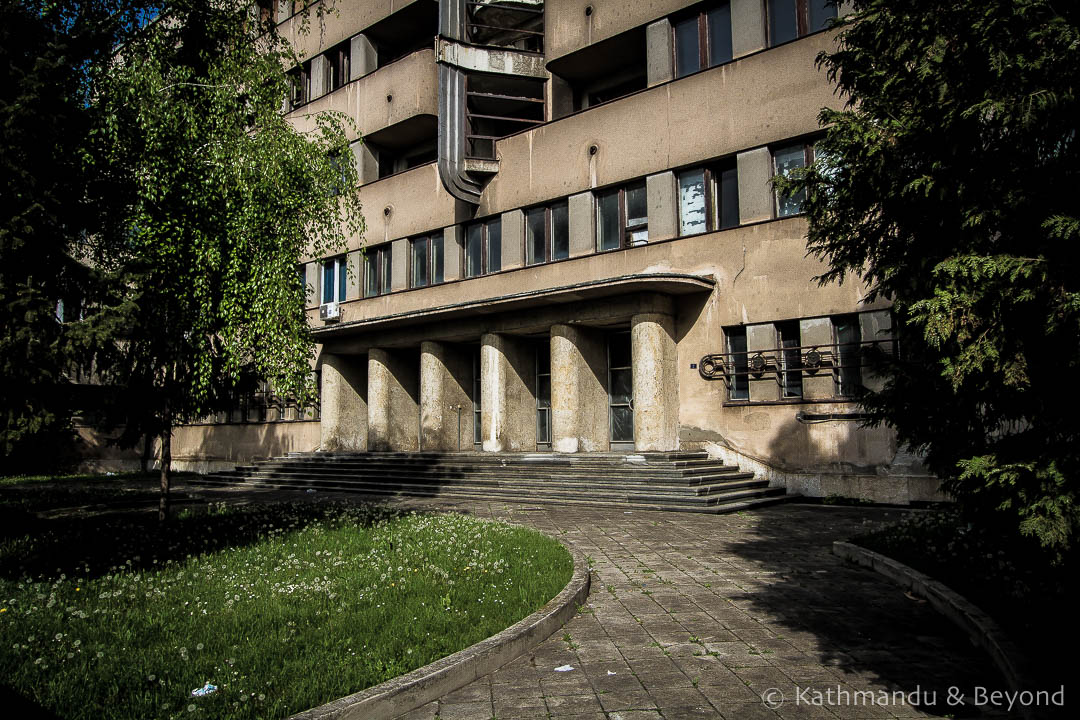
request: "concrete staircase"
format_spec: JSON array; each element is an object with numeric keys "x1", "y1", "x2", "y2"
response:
[{"x1": 192, "y1": 451, "x2": 789, "y2": 514}]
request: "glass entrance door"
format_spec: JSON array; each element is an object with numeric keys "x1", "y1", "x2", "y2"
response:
[
  {"x1": 608, "y1": 331, "x2": 634, "y2": 450},
  {"x1": 536, "y1": 342, "x2": 551, "y2": 449}
]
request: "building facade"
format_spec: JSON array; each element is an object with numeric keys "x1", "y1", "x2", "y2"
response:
[{"x1": 115, "y1": 0, "x2": 939, "y2": 503}]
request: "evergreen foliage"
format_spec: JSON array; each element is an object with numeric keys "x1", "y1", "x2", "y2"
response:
[{"x1": 778, "y1": 1, "x2": 1080, "y2": 554}]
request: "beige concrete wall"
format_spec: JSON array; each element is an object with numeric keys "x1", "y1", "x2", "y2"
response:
[
  {"x1": 546, "y1": 0, "x2": 692, "y2": 64},
  {"x1": 76, "y1": 423, "x2": 321, "y2": 474},
  {"x1": 419, "y1": 341, "x2": 473, "y2": 451},
  {"x1": 550, "y1": 324, "x2": 609, "y2": 453},
  {"x1": 368, "y1": 347, "x2": 419, "y2": 450},
  {"x1": 286, "y1": 48, "x2": 438, "y2": 142},
  {"x1": 481, "y1": 32, "x2": 839, "y2": 216},
  {"x1": 320, "y1": 352, "x2": 368, "y2": 450},
  {"x1": 280, "y1": 0, "x2": 424, "y2": 61},
  {"x1": 480, "y1": 333, "x2": 536, "y2": 452}
]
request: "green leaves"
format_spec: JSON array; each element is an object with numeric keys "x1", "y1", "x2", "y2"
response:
[{"x1": 787, "y1": 1, "x2": 1080, "y2": 552}]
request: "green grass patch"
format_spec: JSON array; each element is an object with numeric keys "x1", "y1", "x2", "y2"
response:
[{"x1": 0, "y1": 479, "x2": 572, "y2": 720}]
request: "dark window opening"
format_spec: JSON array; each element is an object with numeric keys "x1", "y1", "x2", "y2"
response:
[
  {"x1": 363, "y1": 244, "x2": 392, "y2": 297},
  {"x1": 466, "y1": 0, "x2": 544, "y2": 53},
  {"x1": 725, "y1": 327, "x2": 749, "y2": 400},
  {"x1": 768, "y1": 0, "x2": 837, "y2": 46},
  {"x1": 674, "y1": 2, "x2": 733, "y2": 79},
  {"x1": 465, "y1": 73, "x2": 546, "y2": 160},
  {"x1": 597, "y1": 182, "x2": 648, "y2": 251},
  {"x1": 833, "y1": 315, "x2": 862, "y2": 397},
  {"x1": 465, "y1": 217, "x2": 502, "y2": 278},
  {"x1": 777, "y1": 320, "x2": 803, "y2": 398},
  {"x1": 410, "y1": 231, "x2": 445, "y2": 288},
  {"x1": 525, "y1": 200, "x2": 570, "y2": 266}
]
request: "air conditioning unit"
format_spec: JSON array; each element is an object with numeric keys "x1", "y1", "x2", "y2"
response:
[{"x1": 320, "y1": 302, "x2": 341, "y2": 322}]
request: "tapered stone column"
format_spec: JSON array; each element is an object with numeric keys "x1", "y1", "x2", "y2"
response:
[
  {"x1": 631, "y1": 313, "x2": 679, "y2": 452},
  {"x1": 550, "y1": 324, "x2": 609, "y2": 453},
  {"x1": 420, "y1": 341, "x2": 473, "y2": 451},
  {"x1": 319, "y1": 353, "x2": 368, "y2": 451},
  {"x1": 480, "y1": 333, "x2": 536, "y2": 452},
  {"x1": 367, "y1": 348, "x2": 419, "y2": 451}
]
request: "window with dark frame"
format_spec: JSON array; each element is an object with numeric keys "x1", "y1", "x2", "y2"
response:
[
  {"x1": 674, "y1": 2, "x2": 733, "y2": 79},
  {"x1": 776, "y1": 320, "x2": 803, "y2": 398},
  {"x1": 525, "y1": 200, "x2": 570, "y2": 266},
  {"x1": 773, "y1": 142, "x2": 815, "y2": 217},
  {"x1": 725, "y1": 326, "x2": 749, "y2": 400},
  {"x1": 363, "y1": 244, "x2": 392, "y2": 297},
  {"x1": 833, "y1": 314, "x2": 862, "y2": 397},
  {"x1": 326, "y1": 40, "x2": 351, "y2": 93},
  {"x1": 321, "y1": 256, "x2": 347, "y2": 305},
  {"x1": 410, "y1": 231, "x2": 445, "y2": 288},
  {"x1": 465, "y1": 217, "x2": 502, "y2": 278},
  {"x1": 298, "y1": 265, "x2": 308, "y2": 305},
  {"x1": 768, "y1": 0, "x2": 837, "y2": 47},
  {"x1": 289, "y1": 60, "x2": 311, "y2": 109},
  {"x1": 677, "y1": 160, "x2": 739, "y2": 236},
  {"x1": 596, "y1": 182, "x2": 648, "y2": 251}
]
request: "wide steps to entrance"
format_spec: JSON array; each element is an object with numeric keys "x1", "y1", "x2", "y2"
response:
[{"x1": 195, "y1": 451, "x2": 789, "y2": 514}]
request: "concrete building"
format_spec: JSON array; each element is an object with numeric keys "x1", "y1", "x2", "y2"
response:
[{"x1": 115, "y1": 0, "x2": 939, "y2": 504}]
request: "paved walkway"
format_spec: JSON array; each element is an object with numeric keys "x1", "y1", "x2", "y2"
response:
[
  {"x1": 390, "y1": 500, "x2": 1005, "y2": 720},
  {"x1": 183, "y1": 484, "x2": 1006, "y2": 719}
]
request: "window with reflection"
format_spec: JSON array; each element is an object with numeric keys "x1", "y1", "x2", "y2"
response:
[
  {"x1": 465, "y1": 217, "x2": 501, "y2": 278},
  {"x1": 768, "y1": 0, "x2": 837, "y2": 46},
  {"x1": 363, "y1": 244, "x2": 392, "y2": 297},
  {"x1": 525, "y1": 200, "x2": 570, "y2": 266},
  {"x1": 596, "y1": 182, "x2": 648, "y2": 251},
  {"x1": 674, "y1": 2, "x2": 733, "y2": 78},
  {"x1": 410, "y1": 231, "x2": 444, "y2": 288},
  {"x1": 773, "y1": 142, "x2": 815, "y2": 217},
  {"x1": 677, "y1": 160, "x2": 739, "y2": 236}
]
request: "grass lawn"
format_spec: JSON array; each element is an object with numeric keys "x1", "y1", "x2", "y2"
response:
[{"x1": 0, "y1": 474, "x2": 573, "y2": 719}]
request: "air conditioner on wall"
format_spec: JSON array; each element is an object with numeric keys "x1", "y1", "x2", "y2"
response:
[{"x1": 320, "y1": 302, "x2": 340, "y2": 322}]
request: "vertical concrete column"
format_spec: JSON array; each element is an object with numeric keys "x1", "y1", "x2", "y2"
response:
[
  {"x1": 501, "y1": 209, "x2": 525, "y2": 270},
  {"x1": 309, "y1": 54, "x2": 328, "y2": 99},
  {"x1": 799, "y1": 317, "x2": 834, "y2": 399},
  {"x1": 631, "y1": 313, "x2": 679, "y2": 452},
  {"x1": 736, "y1": 148, "x2": 775, "y2": 223},
  {"x1": 368, "y1": 348, "x2": 419, "y2": 451},
  {"x1": 732, "y1": 0, "x2": 768, "y2": 59},
  {"x1": 550, "y1": 324, "x2": 609, "y2": 453},
  {"x1": 346, "y1": 250, "x2": 361, "y2": 300},
  {"x1": 390, "y1": 238, "x2": 408, "y2": 291},
  {"x1": 420, "y1": 342, "x2": 473, "y2": 451},
  {"x1": 646, "y1": 19, "x2": 674, "y2": 87},
  {"x1": 320, "y1": 353, "x2": 368, "y2": 451},
  {"x1": 746, "y1": 323, "x2": 780, "y2": 402},
  {"x1": 350, "y1": 33, "x2": 377, "y2": 80},
  {"x1": 480, "y1": 333, "x2": 536, "y2": 452},
  {"x1": 442, "y1": 225, "x2": 463, "y2": 281},
  {"x1": 568, "y1": 191, "x2": 596, "y2": 258},
  {"x1": 303, "y1": 263, "x2": 318, "y2": 308},
  {"x1": 350, "y1": 139, "x2": 379, "y2": 185},
  {"x1": 646, "y1": 171, "x2": 678, "y2": 242}
]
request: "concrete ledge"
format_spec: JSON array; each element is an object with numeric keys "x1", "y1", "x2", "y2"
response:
[
  {"x1": 832, "y1": 541, "x2": 1033, "y2": 720},
  {"x1": 289, "y1": 543, "x2": 591, "y2": 720}
]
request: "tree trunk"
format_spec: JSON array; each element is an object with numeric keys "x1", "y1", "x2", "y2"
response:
[{"x1": 159, "y1": 404, "x2": 172, "y2": 522}]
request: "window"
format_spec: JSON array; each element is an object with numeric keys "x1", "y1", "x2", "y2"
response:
[
  {"x1": 363, "y1": 244, "x2": 392, "y2": 297},
  {"x1": 472, "y1": 347, "x2": 482, "y2": 446},
  {"x1": 773, "y1": 142, "x2": 815, "y2": 217},
  {"x1": 410, "y1": 231, "x2": 444, "y2": 288},
  {"x1": 596, "y1": 182, "x2": 648, "y2": 251},
  {"x1": 536, "y1": 343, "x2": 551, "y2": 448},
  {"x1": 465, "y1": 217, "x2": 501, "y2": 277},
  {"x1": 288, "y1": 60, "x2": 311, "y2": 109},
  {"x1": 674, "y1": 2, "x2": 733, "y2": 78},
  {"x1": 297, "y1": 265, "x2": 309, "y2": 305},
  {"x1": 725, "y1": 327, "x2": 749, "y2": 400},
  {"x1": 677, "y1": 160, "x2": 739, "y2": 235},
  {"x1": 525, "y1": 200, "x2": 570, "y2": 265},
  {"x1": 768, "y1": 0, "x2": 837, "y2": 46},
  {"x1": 321, "y1": 256, "x2": 347, "y2": 305},
  {"x1": 776, "y1": 320, "x2": 803, "y2": 398},
  {"x1": 833, "y1": 315, "x2": 862, "y2": 397},
  {"x1": 325, "y1": 41, "x2": 350, "y2": 93}
]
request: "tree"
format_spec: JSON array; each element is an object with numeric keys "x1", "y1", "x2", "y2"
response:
[
  {"x1": 778, "y1": 1, "x2": 1080, "y2": 554},
  {"x1": 0, "y1": 1, "x2": 158, "y2": 473},
  {"x1": 86, "y1": 0, "x2": 363, "y2": 518}
]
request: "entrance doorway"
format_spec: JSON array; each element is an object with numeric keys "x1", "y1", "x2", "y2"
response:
[
  {"x1": 608, "y1": 331, "x2": 634, "y2": 450},
  {"x1": 536, "y1": 341, "x2": 551, "y2": 449}
]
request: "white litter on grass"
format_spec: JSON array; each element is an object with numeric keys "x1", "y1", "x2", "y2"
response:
[
  {"x1": 607, "y1": 671, "x2": 617, "y2": 676},
  {"x1": 554, "y1": 665, "x2": 575, "y2": 672},
  {"x1": 191, "y1": 682, "x2": 217, "y2": 697}
]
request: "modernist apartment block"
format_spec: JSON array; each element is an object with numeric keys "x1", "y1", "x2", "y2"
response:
[{"x1": 167, "y1": 0, "x2": 939, "y2": 503}]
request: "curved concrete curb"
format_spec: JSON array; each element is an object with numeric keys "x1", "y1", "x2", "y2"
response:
[
  {"x1": 833, "y1": 541, "x2": 1034, "y2": 720},
  {"x1": 288, "y1": 544, "x2": 590, "y2": 720}
]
